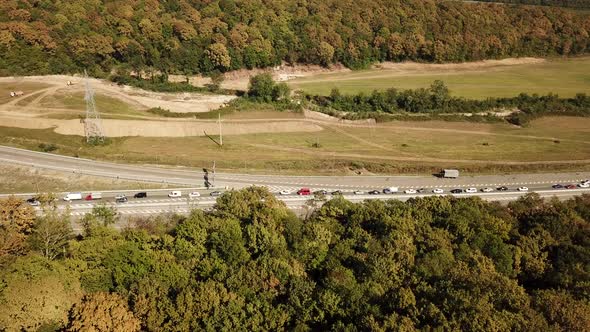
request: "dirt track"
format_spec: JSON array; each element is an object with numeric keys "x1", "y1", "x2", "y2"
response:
[{"x1": 0, "y1": 76, "x2": 324, "y2": 137}]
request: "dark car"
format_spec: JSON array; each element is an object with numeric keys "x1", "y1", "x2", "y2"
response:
[
  {"x1": 331, "y1": 190, "x2": 343, "y2": 195},
  {"x1": 134, "y1": 192, "x2": 147, "y2": 198},
  {"x1": 210, "y1": 191, "x2": 222, "y2": 196},
  {"x1": 26, "y1": 198, "x2": 40, "y2": 206},
  {"x1": 314, "y1": 190, "x2": 328, "y2": 195},
  {"x1": 565, "y1": 184, "x2": 577, "y2": 189},
  {"x1": 368, "y1": 190, "x2": 380, "y2": 195},
  {"x1": 450, "y1": 189, "x2": 463, "y2": 194},
  {"x1": 496, "y1": 186, "x2": 509, "y2": 191},
  {"x1": 552, "y1": 184, "x2": 564, "y2": 189}
]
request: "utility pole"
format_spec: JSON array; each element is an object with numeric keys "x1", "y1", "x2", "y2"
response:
[
  {"x1": 218, "y1": 113, "x2": 223, "y2": 146},
  {"x1": 212, "y1": 161, "x2": 216, "y2": 187}
]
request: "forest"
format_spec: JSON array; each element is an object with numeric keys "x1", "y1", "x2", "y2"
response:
[
  {"x1": 477, "y1": 0, "x2": 590, "y2": 9},
  {"x1": 308, "y1": 81, "x2": 590, "y2": 125},
  {"x1": 0, "y1": 0, "x2": 589, "y2": 77},
  {"x1": 1, "y1": 188, "x2": 590, "y2": 331}
]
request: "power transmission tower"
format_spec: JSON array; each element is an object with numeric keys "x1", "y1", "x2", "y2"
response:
[{"x1": 83, "y1": 70, "x2": 105, "y2": 144}]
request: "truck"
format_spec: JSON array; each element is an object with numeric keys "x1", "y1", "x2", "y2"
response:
[
  {"x1": 441, "y1": 169, "x2": 459, "y2": 178},
  {"x1": 84, "y1": 192, "x2": 102, "y2": 200},
  {"x1": 63, "y1": 192, "x2": 83, "y2": 201},
  {"x1": 383, "y1": 187, "x2": 399, "y2": 194}
]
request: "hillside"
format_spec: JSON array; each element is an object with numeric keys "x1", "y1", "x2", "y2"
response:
[
  {"x1": 0, "y1": 0, "x2": 589, "y2": 77},
  {"x1": 476, "y1": 0, "x2": 590, "y2": 9}
]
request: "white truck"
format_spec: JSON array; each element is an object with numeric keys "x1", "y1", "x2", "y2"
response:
[
  {"x1": 63, "y1": 192, "x2": 83, "y2": 201},
  {"x1": 441, "y1": 169, "x2": 459, "y2": 178},
  {"x1": 383, "y1": 187, "x2": 399, "y2": 194}
]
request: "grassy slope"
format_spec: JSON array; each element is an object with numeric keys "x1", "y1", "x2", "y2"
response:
[
  {"x1": 289, "y1": 57, "x2": 590, "y2": 99},
  {"x1": 0, "y1": 164, "x2": 178, "y2": 194},
  {"x1": 0, "y1": 116, "x2": 588, "y2": 175}
]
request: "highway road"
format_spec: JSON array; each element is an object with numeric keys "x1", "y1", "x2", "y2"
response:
[{"x1": 1, "y1": 145, "x2": 590, "y2": 219}]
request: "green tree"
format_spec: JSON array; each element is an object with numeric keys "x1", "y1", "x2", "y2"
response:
[
  {"x1": 29, "y1": 206, "x2": 73, "y2": 260},
  {"x1": 0, "y1": 256, "x2": 82, "y2": 331}
]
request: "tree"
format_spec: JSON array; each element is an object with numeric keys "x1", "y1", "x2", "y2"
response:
[
  {"x1": 29, "y1": 206, "x2": 73, "y2": 260},
  {"x1": 248, "y1": 73, "x2": 276, "y2": 102},
  {"x1": 317, "y1": 41, "x2": 335, "y2": 66},
  {"x1": 206, "y1": 43, "x2": 231, "y2": 70},
  {"x1": 247, "y1": 73, "x2": 291, "y2": 102},
  {"x1": 80, "y1": 204, "x2": 119, "y2": 236},
  {"x1": 65, "y1": 292, "x2": 140, "y2": 332},
  {"x1": 0, "y1": 256, "x2": 82, "y2": 331},
  {"x1": 0, "y1": 196, "x2": 35, "y2": 259}
]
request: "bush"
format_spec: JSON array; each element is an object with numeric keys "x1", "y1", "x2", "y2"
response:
[{"x1": 38, "y1": 143, "x2": 57, "y2": 152}]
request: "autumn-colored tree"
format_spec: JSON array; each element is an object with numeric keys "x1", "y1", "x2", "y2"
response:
[
  {"x1": 65, "y1": 292, "x2": 140, "y2": 332},
  {"x1": 0, "y1": 196, "x2": 35, "y2": 259}
]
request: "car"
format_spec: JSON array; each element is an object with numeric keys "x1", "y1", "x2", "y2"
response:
[
  {"x1": 353, "y1": 190, "x2": 364, "y2": 195},
  {"x1": 417, "y1": 188, "x2": 426, "y2": 193},
  {"x1": 552, "y1": 184, "x2": 564, "y2": 189},
  {"x1": 314, "y1": 190, "x2": 329, "y2": 195},
  {"x1": 496, "y1": 186, "x2": 509, "y2": 191},
  {"x1": 565, "y1": 184, "x2": 577, "y2": 189},
  {"x1": 432, "y1": 188, "x2": 444, "y2": 194},
  {"x1": 189, "y1": 191, "x2": 201, "y2": 198},
  {"x1": 297, "y1": 188, "x2": 311, "y2": 195},
  {"x1": 517, "y1": 187, "x2": 529, "y2": 192},
  {"x1": 465, "y1": 188, "x2": 477, "y2": 193},
  {"x1": 579, "y1": 182, "x2": 590, "y2": 188},
  {"x1": 134, "y1": 192, "x2": 147, "y2": 198},
  {"x1": 210, "y1": 191, "x2": 222, "y2": 196},
  {"x1": 331, "y1": 190, "x2": 343, "y2": 195},
  {"x1": 481, "y1": 187, "x2": 494, "y2": 193},
  {"x1": 115, "y1": 194, "x2": 127, "y2": 203},
  {"x1": 450, "y1": 189, "x2": 463, "y2": 194},
  {"x1": 279, "y1": 190, "x2": 291, "y2": 195},
  {"x1": 26, "y1": 198, "x2": 40, "y2": 206},
  {"x1": 168, "y1": 191, "x2": 182, "y2": 198},
  {"x1": 404, "y1": 189, "x2": 417, "y2": 194},
  {"x1": 368, "y1": 190, "x2": 381, "y2": 195}
]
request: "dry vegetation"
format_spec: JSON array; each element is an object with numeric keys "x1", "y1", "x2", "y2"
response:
[{"x1": 0, "y1": 163, "x2": 177, "y2": 193}]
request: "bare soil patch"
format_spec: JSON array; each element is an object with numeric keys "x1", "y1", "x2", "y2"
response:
[{"x1": 374, "y1": 57, "x2": 545, "y2": 73}]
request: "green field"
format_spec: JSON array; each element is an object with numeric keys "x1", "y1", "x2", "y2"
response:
[
  {"x1": 0, "y1": 115, "x2": 588, "y2": 175},
  {"x1": 289, "y1": 57, "x2": 590, "y2": 99}
]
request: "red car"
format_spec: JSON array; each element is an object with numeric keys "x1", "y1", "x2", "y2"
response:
[
  {"x1": 565, "y1": 184, "x2": 577, "y2": 189},
  {"x1": 297, "y1": 188, "x2": 311, "y2": 195}
]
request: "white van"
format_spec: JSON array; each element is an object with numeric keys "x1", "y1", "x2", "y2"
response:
[
  {"x1": 168, "y1": 191, "x2": 182, "y2": 198},
  {"x1": 63, "y1": 192, "x2": 82, "y2": 201}
]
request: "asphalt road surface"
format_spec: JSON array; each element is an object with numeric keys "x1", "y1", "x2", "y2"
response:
[{"x1": 1, "y1": 145, "x2": 589, "y2": 220}]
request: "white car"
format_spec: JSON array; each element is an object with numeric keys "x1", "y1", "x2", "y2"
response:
[
  {"x1": 465, "y1": 188, "x2": 477, "y2": 193},
  {"x1": 432, "y1": 188, "x2": 444, "y2": 194},
  {"x1": 279, "y1": 190, "x2": 292, "y2": 195},
  {"x1": 404, "y1": 189, "x2": 417, "y2": 194},
  {"x1": 578, "y1": 182, "x2": 590, "y2": 188},
  {"x1": 517, "y1": 187, "x2": 529, "y2": 192},
  {"x1": 189, "y1": 192, "x2": 201, "y2": 198},
  {"x1": 481, "y1": 187, "x2": 494, "y2": 193},
  {"x1": 168, "y1": 191, "x2": 182, "y2": 198},
  {"x1": 353, "y1": 190, "x2": 364, "y2": 195}
]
